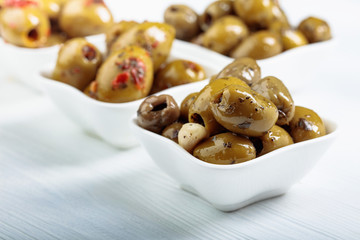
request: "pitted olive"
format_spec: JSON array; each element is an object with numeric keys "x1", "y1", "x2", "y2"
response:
[
  {"x1": 180, "y1": 92, "x2": 198, "y2": 121},
  {"x1": 137, "y1": 94, "x2": 180, "y2": 134},
  {"x1": 162, "y1": 122, "x2": 184, "y2": 143},
  {"x1": 289, "y1": 106, "x2": 326, "y2": 143},
  {"x1": 257, "y1": 125, "x2": 293, "y2": 155},
  {"x1": 164, "y1": 4, "x2": 199, "y2": 41},
  {"x1": 210, "y1": 84, "x2": 278, "y2": 137},
  {"x1": 251, "y1": 76, "x2": 295, "y2": 125},
  {"x1": 199, "y1": 0, "x2": 233, "y2": 32},
  {"x1": 202, "y1": 15, "x2": 249, "y2": 55},
  {"x1": 230, "y1": 31, "x2": 282, "y2": 60},
  {"x1": 298, "y1": 17, "x2": 331, "y2": 43},
  {"x1": 193, "y1": 132, "x2": 256, "y2": 164},
  {"x1": 52, "y1": 38, "x2": 102, "y2": 90},
  {"x1": 151, "y1": 60, "x2": 206, "y2": 93},
  {"x1": 216, "y1": 57, "x2": 261, "y2": 86}
]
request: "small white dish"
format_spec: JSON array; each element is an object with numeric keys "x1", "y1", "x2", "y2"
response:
[
  {"x1": 130, "y1": 82, "x2": 338, "y2": 212},
  {"x1": 38, "y1": 40, "x2": 229, "y2": 148}
]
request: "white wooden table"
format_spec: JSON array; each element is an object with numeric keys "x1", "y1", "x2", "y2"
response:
[{"x1": 1, "y1": 0, "x2": 360, "y2": 239}]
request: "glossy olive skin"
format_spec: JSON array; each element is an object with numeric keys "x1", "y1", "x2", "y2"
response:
[
  {"x1": 188, "y1": 77, "x2": 249, "y2": 136},
  {"x1": 216, "y1": 57, "x2": 261, "y2": 86},
  {"x1": 298, "y1": 17, "x2": 331, "y2": 43},
  {"x1": 230, "y1": 31, "x2": 282, "y2": 60},
  {"x1": 162, "y1": 122, "x2": 184, "y2": 143},
  {"x1": 59, "y1": 0, "x2": 113, "y2": 37},
  {"x1": 164, "y1": 4, "x2": 199, "y2": 41},
  {"x1": 251, "y1": 76, "x2": 295, "y2": 125},
  {"x1": 233, "y1": 0, "x2": 289, "y2": 29},
  {"x1": 210, "y1": 84, "x2": 278, "y2": 137},
  {"x1": 95, "y1": 46, "x2": 153, "y2": 103},
  {"x1": 203, "y1": 15, "x2": 249, "y2": 55},
  {"x1": 180, "y1": 92, "x2": 198, "y2": 120},
  {"x1": 52, "y1": 38, "x2": 102, "y2": 90},
  {"x1": 281, "y1": 29, "x2": 308, "y2": 50},
  {"x1": 193, "y1": 133, "x2": 256, "y2": 164},
  {"x1": 258, "y1": 125, "x2": 293, "y2": 156},
  {"x1": 199, "y1": 0, "x2": 233, "y2": 32},
  {"x1": 0, "y1": 6, "x2": 50, "y2": 48},
  {"x1": 151, "y1": 60, "x2": 206, "y2": 93},
  {"x1": 111, "y1": 22, "x2": 175, "y2": 71},
  {"x1": 37, "y1": 0, "x2": 62, "y2": 20},
  {"x1": 289, "y1": 106, "x2": 326, "y2": 143},
  {"x1": 105, "y1": 21, "x2": 138, "y2": 52}
]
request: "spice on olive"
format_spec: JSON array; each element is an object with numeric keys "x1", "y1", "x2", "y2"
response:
[
  {"x1": 199, "y1": 0, "x2": 234, "y2": 32},
  {"x1": 193, "y1": 132, "x2": 256, "y2": 164},
  {"x1": 180, "y1": 92, "x2": 198, "y2": 121},
  {"x1": 251, "y1": 76, "x2": 295, "y2": 125},
  {"x1": 105, "y1": 20, "x2": 139, "y2": 53},
  {"x1": 298, "y1": 17, "x2": 331, "y2": 43},
  {"x1": 289, "y1": 106, "x2": 326, "y2": 143},
  {"x1": 257, "y1": 125, "x2": 293, "y2": 156},
  {"x1": 162, "y1": 122, "x2": 184, "y2": 143},
  {"x1": 164, "y1": 4, "x2": 199, "y2": 41},
  {"x1": 137, "y1": 94, "x2": 180, "y2": 134}
]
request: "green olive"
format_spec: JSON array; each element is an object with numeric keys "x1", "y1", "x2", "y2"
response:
[
  {"x1": 95, "y1": 46, "x2": 154, "y2": 103},
  {"x1": 210, "y1": 84, "x2": 278, "y2": 137},
  {"x1": 268, "y1": 19, "x2": 291, "y2": 34},
  {"x1": 36, "y1": 0, "x2": 63, "y2": 20},
  {"x1": 216, "y1": 57, "x2": 261, "y2": 86},
  {"x1": 193, "y1": 132, "x2": 256, "y2": 164},
  {"x1": 180, "y1": 92, "x2": 198, "y2": 121},
  {"x1": 162, "y1": 122, "x2": 184, "y2": 143},
  {"x1": 164, "y1": 4, "x2": 199, "y2": 41},
  {"x1": 111, "y1": 22, "x2": 175, "y2": 71},
  {"x1": 298, "y1": 17, "x2": 332, "y2": 43},
  {"x1": 281, "y1": 29, "x2": 308, "y2": 50},
  {"x1": 105, "y1": 21, "x2": 138, "y2": 52},
  {"x1": 289, "y1": 106, "x2": 326, "y2": 143},
  {"x1": 257, "y1": 125, "x2": 293, "y2": 155},
  {"x1": 151, "y1": 60, "x2": 206, "y2": 93},
  {"x1": 199, "y1": 0, "x2": 233, "y2": 32},
  {"x1": 203, "y1": 15, "x2": 249, "y2": 55},
  {"x1": 0, "y1": 5, "x2": 50, "y2": 48},
  {"x1": 59, "y1": 0, "x2": 113, "y2": 37},
  {"x1": 52, "y1": 38, "x2": 102, "y2": 90},
  {"x1": 188, "y1": 77, "x2": 249, "y2": 136},
  {"x1": 251, "y1": 76, "x2": 295, "y2": 125},
  {"x1": 230, "y1": 31, "x2": 282, "y2": 60}
]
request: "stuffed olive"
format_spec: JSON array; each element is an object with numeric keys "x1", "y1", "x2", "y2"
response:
[{"x1": 105, "y1": 21, "x2": 138, "y2": 52}]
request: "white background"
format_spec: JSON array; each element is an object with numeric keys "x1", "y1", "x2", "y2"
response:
[{"x1": 1, "y1": 0, "x2": 360, "y2": 239}]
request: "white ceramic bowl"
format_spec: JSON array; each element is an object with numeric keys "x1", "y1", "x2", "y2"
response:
[
  {"x1": 38, "y1": 40, "x2": 229, "y2": 148},
  {"x1": 130, "y1": 84, "x2": 338, "y2": 211},
  {"x1": 0, "y1": 34, "x2": 106, "y2": 91}
]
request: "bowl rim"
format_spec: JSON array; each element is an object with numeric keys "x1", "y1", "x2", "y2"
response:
[{"x1": 131, "y1": 116, "x2": 339, "y2": 170}]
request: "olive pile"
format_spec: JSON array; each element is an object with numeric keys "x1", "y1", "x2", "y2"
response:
[
  {"x1": 52, "y1": 21, "x2": 207, "y2": 103},
  {"x1": 137, "y1": 57, "x2": 326, "y2": 165},
  {"x1": 0, "y1": 0, "x2": 113, "y2": 48},
  {"x1": 164, "y1": 0, "x2": 332, "y2": 60}
]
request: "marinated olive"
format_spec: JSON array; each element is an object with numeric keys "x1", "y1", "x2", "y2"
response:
[
  {"x1": 0, "y1": 4, "x2": 50, "y2": 48},
  {"x1": 210, "y1": 84, "x2": 278, "y2": 137},
  {"x1": 203, "y1": 15, "x2": 249, "y2": 55},
  {"x1": 298, "y1": 17, "x2": 331, "y2": 43},
  {"x1": 230, "y1": 31, "x2": 282, "y2": 60},
  {"x1": 164, "y1": 4, "x2": 199, "y2": 41},
  {"x1": 178, "y1": 123, "x2": 207, "y2": 152},
  {"x1": 281, "y1": 29, "x2": 308, "y2": 50},
  {"x1": 95, "y1": 46, "x2": 153, "y2": 103},
  {"x1": 193, "y1": 132, "x2": 256, "y2": 164},
  {"x1": 151, "y1": 60, "x2": 206, "y2": 93},
  {"x1": 199, "y1": 0, "x2": 233, "y2": 32},
  {"x1": 162, "y1": 122, "x2": 184, "y2": 143},
  {"x1": 180, "y1": 92, "x2": 198, "y2": 121},
  {"x1": 188, "y1": 77, "x2": 249, "y2": 136},
  {"x1": 257, "y1": 125, "x2": 293, "y2": 156},
  {"x1": 59, "y1": 0, "x2": 113, "y2": 37},
  {"x1": 111, "y1": 22, "x2": 175, "y2": 71},
  {"x1": 251, "y1": 76, "x2": 295, "y2": 125},
  {"x1": 137, "y1": 94, "x2": 180, "y2": 134},
  {"x1": 289, "y1": 106, "x2": 326, "y2": 143},
  {"x1": 36, "y1": 0, "x2": 62, "y2": 20},
  {"x1": 105, "y1": 21, "x2": 138, "y2": 52},
  {"x1": 52, "y1": 38, "x2": 102, "y2": 90},
  {"x1": 216, "y1": 57, "x2": 261, "y2": 86}
]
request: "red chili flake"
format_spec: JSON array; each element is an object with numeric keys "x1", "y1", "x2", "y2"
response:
[
  {"x1": 151, "y1": 41, "x2": 159, "y2": 49},
  {"x1": 71, "y1": 67, "x2": 81, "y2": 74},
  {"x1": 5, "y1": 0, "x2": 38, "y2": 7},
  {"x1": 112, "y1": 72, "x2": 130, "y2": 90},
  {"x1": 82, "y1": 45, "x2": 97, "y2": 61}
]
